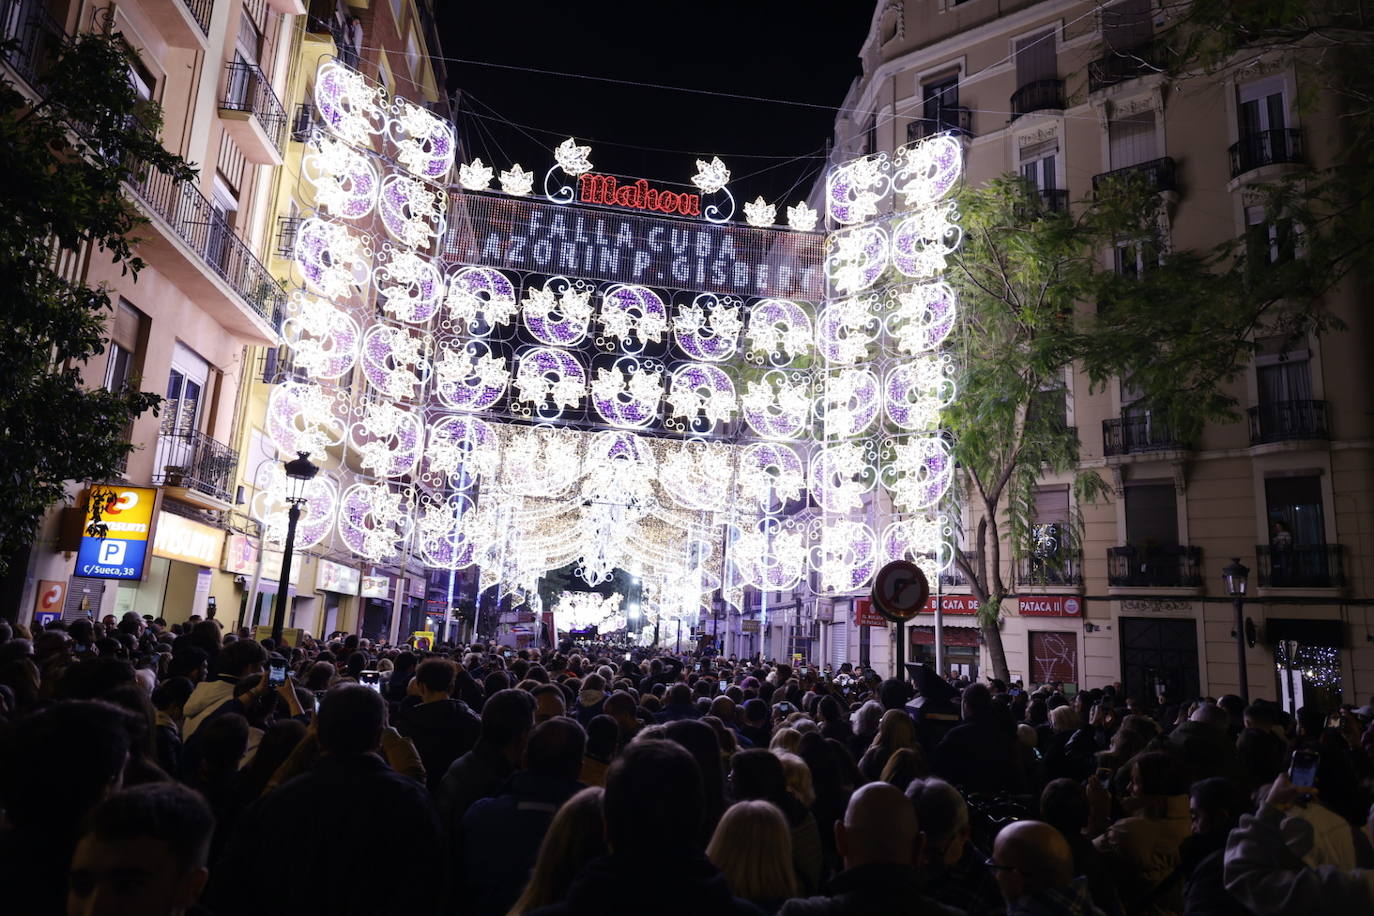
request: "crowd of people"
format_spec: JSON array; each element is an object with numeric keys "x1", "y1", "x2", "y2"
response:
[{"x1": 1, "y1": 611, "x2": 1373, "y2": 915}]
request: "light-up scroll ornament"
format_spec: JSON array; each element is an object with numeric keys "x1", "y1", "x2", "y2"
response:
[
  {"x1": 733, "y1": 517, "x2": 805, "y2": 591},
  {"x1": 389, "y1": 98, "x2": 455, "y2": 183},
  {"x1": 304, "y1": 136, "x2": 378, "y2": 220},
  {"x1": 738, "y1": 442, "x2": 805, "y2": 512},
  {"x1": 432, "y1": 341, "x2": 507, "y2": 412},
  {"x1": 809, "y1": 441, "x2": 876, "y2": 513},
  {"x1": 315, "y1": 60, "x2": 384, "y2": 146},
  {"x1": 891, "y1": 203, "x2": 962, "y2": 279},
  {"x1": 413, "y1": 492, "x2": 482, "y2": 569},
  {"x1": 599, "y1": 285, "x2": 668, "y2": 350},
  {"x1": 892, "y1": 135, "x2": 963, "y2": 209},
  {"x1": 826, "y1": 154, "x2": 889, "y2": 225},
  {"x1": 880, "y1": 515, "x2": 953, "y2": 570},
  {"x1": 887, "y1": 282, "x2": 957, "y2": 356},
  {"x1": 360, "y1": 324, "x2": 431, "y2": 401},
  {"x1": 810, "y1": 518, "x2": 878, "y2": 592},
  {"x1": 826, "y1": 225, "x2": 889, "y2": 294},
  {"x1": 515, "y1": 347, "x2": 587, "y2": 416},
  {"x1": 673, "y1": 294, "x2": 741, "y2": 362},
  {"x1": 817, "y1": 296, "x2": 880, "y2": 365},
  {"x1": 547, "y1": 137, "x2": 592, "y2": 203},
  {"x1": 458, "y1": 158, "x2": 494, "y2": 191},
  {"x1": 787, "y1": 201, "x2": 819, "y2": 232},
  {"x1": 522, "y1": 278, "x2": 592, "y2": 346},
  {"x1": 746, "y1": 299, "x2": 812, "y2": 365},
  {"x1": 379, "y1": 173, "x2": 447, "y2": 248},
  {"x1": 446, "y1": 266, "x2": 518, "y2": 333},
  {"x1": 691, "y1": 156, "x2": 735, "y2": 224},
  {"x1": 499, "y1": 425, "x2": 581, "y2": 498},
  {"x1": 251, "y1": 467, "x2": 337, "y2": 549},
  {"x1": 294, "y1": 218, "x2": 370, "y2": 300},
  {"x1": 883, "y1": 435, "x2": 954, "y2": 511},
  {"x1": 744, "y1": 196, "x2": 776, "y2": 227},
  {"x1": 885, "y1": 357, "x2": 955, "y2": 431},
  {"x1": 424, "y1": 414, "x2": 499, "y2": 490},
  {"x1": 659, "y1": 439, "x2": 732, "y2": 511},
  {"x1": 281, "y1": 290, "x2": 359, "y2": 380},
  {"x1": 820, "y1": 368, "x2": 881, "y2": 439},
  {"x1": 591, "y1": 358, "x2": 662, "y2": 429},
  {"x1": 374, "y1": 248, "x2": 443, "y2": 324},
  {"x1": 338, "y1": 482, "x2": 413, "y2": 563},
  {"x1": 499, "y1": 163, "x2": 534, "y2": 196},
  {"x1": 266, "y1": 382, "x2": 344, "y2": 457},
  {"x1": 666, "y1": 363, "x2": 736, "y2": 431},
  {"x1": 741, "y1": 371, "x2": 811, "y2": 440},
  {"x1": 349, "y1": 401, "x2": 422, "y2": 479}
]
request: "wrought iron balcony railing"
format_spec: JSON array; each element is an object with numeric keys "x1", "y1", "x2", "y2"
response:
[
  {"x1": 179, "y1": 0, "x2": 213, "y2": 35},
  {"x1": 1247, "y1": 399, "x2": 1329, "y2": 445},
  {"x1": 290, "y1": 102, "x2": 317, "y2": 142},
  {"x1": 153, "y1": 427, "x2": 239, "y2": 503},
  {"x1": 1016, "y1": 550, "x2": 1083, "y2": 587},
  {"x1": 1108, "y1": 545, "x2": 1202, "y2": 588},
  {"x1": 124, "y1": 157, "x2": 286, "y2": 328},
  {"x1": 1010, "y1": 79, "x2": 1065, "y2": 120},
  {"x1": 0, "y1": 0, "x2": 64, "y2": 92},
  {"x1": 1088, "y1": 43, "x2": 1167, "y2": 93},
  {"x1": 276, "y1": 215, "x2": 302, "y2": 259},
  {"x1": 1103, "y1": 415, "x2": 1188, "y2": 456},
  {"x1": 1092, "y1": 157, "x2": 1178, "y2": 195},
  {"x1": 220, "y1": 60, "x2": 287, "y2": 157},
  {"x1": 1229, "y1": 129, "x2": 1304, "y2": 179},
  {"x1": 906, "y1": 107, "x2": 973, "y2": 141},
  {"x1": 1256, "y1": 543, "x2": 1344, "y2": 589}
]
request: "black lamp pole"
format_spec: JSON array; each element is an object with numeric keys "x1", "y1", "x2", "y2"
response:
[
  {"x1": 271, "y1": 452, "x2": 319, "y2": 648},
  {"x1": 1223, "y1": 557, "x2": 1250, "y2": 703}
]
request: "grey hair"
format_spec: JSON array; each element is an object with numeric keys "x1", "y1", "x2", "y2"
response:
[
  {"x1": 906, "y1": 777, "x2": 968, "y2": 855},
  {"x1": 851, "y1": 699, "x2": 884, "y2": 735}
]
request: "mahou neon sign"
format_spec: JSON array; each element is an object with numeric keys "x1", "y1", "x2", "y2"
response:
[{"x1": 578, "y1": 173, "x2": 702, "y2": 217}]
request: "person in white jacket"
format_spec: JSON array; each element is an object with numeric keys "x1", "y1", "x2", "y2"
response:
[
  {"x1": 182, "y1": 639, "x2": 267, "y2": 740},
  {"x1": 1223, "y1": 772, "x2": 1374, "y2": 913}
]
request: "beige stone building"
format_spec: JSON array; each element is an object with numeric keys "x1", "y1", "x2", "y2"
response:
[{"x1": 818, "y1": 0, "x2": 1373, "y2": 708}]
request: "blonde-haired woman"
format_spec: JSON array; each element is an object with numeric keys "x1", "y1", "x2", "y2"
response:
[
  {"x1": 858, "y1": 708, "x2": 918, "y2": 783},
  {"x1": 770, "y1": 726, "x2": 802, "y2": 754},
  {"x1": 507, "y1": 787, "x2": 606, "y2": 916},
  {"x1": 707, "y1": 800, "x2": 797, "y2": 915},
  {"x1": 776, "y1": 751, "x2": 815, "y2": 807}
]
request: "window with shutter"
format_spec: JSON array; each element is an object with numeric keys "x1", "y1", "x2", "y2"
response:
[
  {"x1": 1108, "y1": 110, "x2": 1157, "y2": 169},
  {"x1": 1030, "y1": 631, "x2": 1077, "y2": 684},
  {"x1": 1102, "y1": 0, "x2": 1153, "y2": 51},
  {"x1": 1015, "y1": 31, "x2": 1057, "y2": 87}
]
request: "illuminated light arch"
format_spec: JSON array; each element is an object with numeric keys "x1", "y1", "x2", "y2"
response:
[
  {"x1": 673, "y1": 293, "x2": 742, "y2": 362},
  {"x1": 446, "y1": 266, "x2": 519, "y2": 333},
  {"x1": 514, "y1": 347, "x2": 587, "y2": 418},
  {"x1": 389, "y1": 98, "x2": 456, "y2": 184},
  {"x1": 741, "y1": 370, "x2": 811, "y2": 440},
  {"x1": 590, "y1": 357, "x2": 663, "y2": 429},
  {"x1": 280, "y1": 290, "x2": 359, "y2": 381},
  {"x1": 337, "y1": 482, "x2": 414, "y2": 564},
  {"x1": 432, "y1": 340, "x2": 508, "y2": 412},
  {"x1": 374, "y1": 247, "x2": 443, "y2": 324},
  {"x1": 746, "y1": 298, "x2": 813, "y2": 365},
  {"x1": 665, "y1": 363, "x2": 736, "y2": 433},
  {"x1": 599, "y1": 284, "x2": 669, "y2": 350},
  {"x1": 304, "y1": 136, "x2": 378, "y2": 220},
  {"x1": 315, "y1": 60, "x2": 385, "y2": 146},
  {"x1": 522, "y1": 277, "x2": 593, "y2": 347}
]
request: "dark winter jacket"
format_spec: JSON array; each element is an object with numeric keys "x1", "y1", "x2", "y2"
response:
[
  {"x1": 778, "y1": 863, "x2": 968, "y2": 916},
  {"x1": 1181, "y1": 831, "x2": 1249, "y2": 916},
  {"x1": 438, "y1": 740, "x2": 516, "y2": 830},
  {"x1": 392, "y1": 697, "x2": 481, "y2": 791},
  {"x1": 1006, "y1": 878, "x2": 1104, "y2": 916},
  {"x1": 528, "y1": 851, "x2": 763, "y2": 916},
  {"x1": 930, "y1": 717, "x2": 1026, "y2": 795}
]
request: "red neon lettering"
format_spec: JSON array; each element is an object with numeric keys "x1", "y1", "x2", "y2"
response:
[{"x1": 574, "y1": 172, "x2": 701, "y2": 217}]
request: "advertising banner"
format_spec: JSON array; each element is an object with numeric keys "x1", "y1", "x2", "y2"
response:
[
  {"x1": 1017, "y1": 595, "x2": 1084, "y2": 617},
  {"x1": 75, "y1": 486, "x2": 157, "y2": 580}
]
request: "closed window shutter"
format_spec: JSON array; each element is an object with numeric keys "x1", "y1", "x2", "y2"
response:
[
  {"x1": 112, "y1": 301, "x2": 143, "y2": 351},
  {"x1": 62, "y1": 576, "x2": 105, "y2": 621},
  {"x1": 1108, "y1": 111, "x2": 1157, "y2": 168},
  {"x1": 1015, "y1": 31, "x2": 1057, "y2": 86},
  {"x1": 1034, "y1": 486, "x2": 1070, "y2": 525},
  {"x1": 1030, "y1": 632, "x2": 1077, "y2": 684},
  {"x1": 1102, "y1": 0, "x2": 1152, "y2": 50},
  {"x1": 1125, "y1": 483, "x2": 1179, "y2": 547},
  {"x1": 832, "y1": 619, "x2": 849, "y2": 667}
]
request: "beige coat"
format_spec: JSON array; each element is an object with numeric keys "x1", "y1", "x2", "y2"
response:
[{"x1": 1095, "y1": 793, "x2": 1192, "y2": 916}]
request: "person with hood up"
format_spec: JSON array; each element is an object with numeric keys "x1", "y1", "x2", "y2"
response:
[
  {"x1": 575, "y1": 672, "x2": 607, "y2": 725},
  {"x1": 393, "y1": 657, "x2": 481, "y2": 792}
]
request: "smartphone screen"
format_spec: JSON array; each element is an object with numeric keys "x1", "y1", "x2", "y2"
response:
[
  {"x1": 360, "y1": 670, "x2": 382, "y2": 693},
  {"x1": 799, "y1": 667, "x2": 808, "y2": 678},
  {"x1": 624, "y1": 653, "x2": 632, "y2": 661},
  {"x1": 1290, "y1": 750, "x2": 1320, "y2": 788},
  {"x1": 694, "y1": 663, "x2": 701, "y2": 672},
  {"x1": 268, "y1": 662, "x2": 286, "y2": 686},
  {"x1": 719, "y1": 680, "x2": 728, "y2": 693}
]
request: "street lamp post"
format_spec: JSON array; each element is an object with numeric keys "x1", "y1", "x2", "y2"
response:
[
  {"x1": 1222, "y1": 557, "x2": 1250, "y2": 702},
  {"x1": 271, "y1": 452, "x2": 319, "y2": 648}
]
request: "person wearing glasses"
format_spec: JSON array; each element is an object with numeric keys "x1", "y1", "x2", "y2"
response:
[{"x1": 986, "y1": 820, "x2": 1103, "y2": 916}]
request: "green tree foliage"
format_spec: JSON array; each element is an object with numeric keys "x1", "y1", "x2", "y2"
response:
[{"x1": 0, "y1": 32, "x2": 195, "y2": 573}]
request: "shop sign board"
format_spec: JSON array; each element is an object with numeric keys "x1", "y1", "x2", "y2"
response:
[
  {"x1": 361, "y1": 575, "x2": 391, "y2": 599},
  {"x1": 741, "y1": 619, "x2": 761, "y2": 633},
  {"x1": 75, "y1": 485, "x2": 157, "y2": 580},
  {"x1": 920, "y1": 594, "x2": 979, "y2": 615},
  {"x1": 152, "y1": 512, "x2": 223, "y2": 568},
  {"x1": 1017, "y1": 595, "x2": 1083, "y2": 617},
  {"x1": 33, "y1": 579, "x2": 66, "y2": 627},
  {"x1": 854, "y1": 597, "x2": 887, "y2": 628},
  {"x1": 316, "y1": 559, "x2": 360, "y2": 595},
  {"x1": 252, "y1": 625, "x2": 303, "y2": 647}
]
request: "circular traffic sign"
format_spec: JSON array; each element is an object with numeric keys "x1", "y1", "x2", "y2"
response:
[{"x1": 872, "y1": 560, "x2": 929, "y2": 623}]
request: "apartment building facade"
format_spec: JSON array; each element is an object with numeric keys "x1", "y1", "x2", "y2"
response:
[
  {"x1": 4, "y1": 0, "x2": 299, "y2": 627},
  {"x1": 814, "y1": 0, "x2": 1373, "y2": 707}
]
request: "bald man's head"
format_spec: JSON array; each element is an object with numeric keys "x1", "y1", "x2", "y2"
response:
[
  {"x1": 836, "y1": 782, "x2": 922, "y2": 868},
  {"x1": 991, "y1": 820, "x2": 1073, "y2": 902}
]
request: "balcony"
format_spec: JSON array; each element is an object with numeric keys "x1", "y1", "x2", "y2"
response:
[
  {"x1": 1092, "y1": 157, "x2": 1178, "y2": 196},
  {"x1": 1103, "y1": 415, "x2": 1188, "y2": 457},
  {"x1": 1015, "y1": 550, "x2": 1083, "y2": 588},
  {"x1": 276, "y1": 215, "x2": 303, "y2": 259},
  {"x1": 939, "y1": 553, "x2": 980, "y2": 588},
  {"x1": 1229, "y1": 129, "x2": 1304, "y2": 179},
  {"x1": 1108, "y1": 545, "x2": 1202, "y2": 588},
  {"x1": 1256, "y1": 544, "x2": 1345, "y2": 589},
  {"x1": 0, "y1": 0, "x2": 64, "y2": 93},
  {"x1": 290, "y1": 102, "x2": 318, "y2": 142},
  {"x1": 266, "y1": 0, "x2": 307, "y2": 14},
  {"x1": 1038, "y1": 188, "x2": 1069, "y2": 213},
  {"x1": 153, "y1": 427, "x2": 240, "y2": 508},
  {"x1": 1010, "y1": 79, "x2": 1065, "y2": 121},
  {"x1": 219, "y1": 61, "x2": 287, "y2": 165},
  {"x1": 144, "y1": 0, "x2": 212, "y2": 49},
  {"x1": 906, "y1": 107, "x2": 974, "y2": 141},
  {"x1": 1088, "y1": 43, "x2": 1167, "y2": 94},
  {"x1": 1247, "y1": 400, "x2": 1329, "y2": 445},
  {"x1": 124, "y1": 158, "x2": 284, "y2": 343}
]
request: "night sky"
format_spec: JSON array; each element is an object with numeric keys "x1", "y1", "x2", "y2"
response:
[{"x1": 435, "y1": 0, "x2": 875, "y2": 209}]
